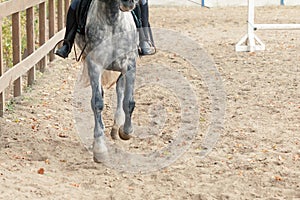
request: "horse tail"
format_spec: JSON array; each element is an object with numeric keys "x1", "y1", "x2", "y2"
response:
[
  {"x1": 101, "y1": 71, "x2": 120, "y2": 89},
  {"x1": 77, "y1": 63, "x2": 120, "y2": 89}
]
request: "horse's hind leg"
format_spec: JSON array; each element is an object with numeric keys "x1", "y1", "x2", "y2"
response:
[
  {"x1": 110, "y1": 74, "x2": 125, "y2": 140},
  {"x1": 86, "y1": 58, "x2": 108, "y2": 162},
  {"x1": 119, "y1": 63, "x2": 136, "y2": 140}
]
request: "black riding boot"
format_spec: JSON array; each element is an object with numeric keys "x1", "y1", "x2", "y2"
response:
[
  {"x1": 140, "y1": 2, "x2": 155, "y2": 55},
  {"x1": 55, "y1": 8, "x2": 78, "y2": 58},
  {"x1": 139, "y1": 26, "x2": 155, "y2": 55},
  {"x1": 132, "y1": 3, "x2": 155, "y2": 56}
]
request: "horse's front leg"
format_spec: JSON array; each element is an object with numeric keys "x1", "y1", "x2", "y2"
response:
[
  {"x1": 119, "y1": 63, "x2": 136, "y2": 140},
  {"x1": 86, "y1": 58, "x2": 108, "y2": 162},
  {"x1": 111, "y1": 74, "x2": 125, "y2": 139}
]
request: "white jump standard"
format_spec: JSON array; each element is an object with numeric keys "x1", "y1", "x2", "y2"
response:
[{"x1": 236, "y1": 0, "x2": 300, "y2": 52}]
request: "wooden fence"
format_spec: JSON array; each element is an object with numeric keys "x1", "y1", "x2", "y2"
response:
[{"x1": 0, "y1": 0, "x2": 70, "y2": 116}]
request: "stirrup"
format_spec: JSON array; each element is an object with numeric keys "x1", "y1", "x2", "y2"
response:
[{"x1": 54, "y1": 40, "x2": 72, "y2": 57}]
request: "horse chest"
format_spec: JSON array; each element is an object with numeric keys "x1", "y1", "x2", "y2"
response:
[{"x1": 86, "y1": 24, "x2": 129, "y2": 47}]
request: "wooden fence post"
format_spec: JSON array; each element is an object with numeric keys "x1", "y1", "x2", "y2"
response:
[
  {"x1": 12, "y1": 12, "x2": 22, "y2": 97},
  {"x1": 58, "y1": 0, "x2": 64, "y2": 31},
  {"x1": 65, "y1": 0, "x2": 70, "y2": 24},
  {"x1": 57, "y1": 0, "x2": 64, "y2": 49},
  {"x1": 49, "y1": 0, "x2": 55, "y2": 61},
  {"x1": 0, "y1": 19, "x2": 4, "y2": 116},
  {"x1": 27, "y1": 7, "x2": 35, "y2": 86},
  {"x1": 39, "y1": 2, "x2": 47, "y2": 73}
]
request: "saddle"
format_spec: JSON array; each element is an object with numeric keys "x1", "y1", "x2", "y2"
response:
[
  {"x1": 75, "y1": 0, "x2": 143, "y2": 35},
  {"x1": 76, "y1": 0, "x2": 93, "y2": 35}
]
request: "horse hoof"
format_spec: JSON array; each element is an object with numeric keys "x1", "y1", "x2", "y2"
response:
[
  {"x1": 110, "y1": 127, "x2": 118, "y2": 140},
  {"x1": 93, "y1": 152, "x2": 109, "y2": 163},
  {"x1": 119, "y1": 128, "x2": 132, "y2": 140},
  {"x1": 93, "y1": 140, "x2": 108, "y2": 163}
]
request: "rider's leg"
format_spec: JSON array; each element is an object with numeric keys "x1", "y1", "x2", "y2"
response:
[
  {"x1": 55, "y1": 0, "x2": 80, "y2": 58},
  {"x1": 140, "y1": 1, "x2": 155, "y2": 46},
  {"x1": 133, "y1": 1, "x2": 155, "y2": 55}
]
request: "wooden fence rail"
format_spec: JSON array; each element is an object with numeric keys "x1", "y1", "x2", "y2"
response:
[{"x1": 0, "y1": 0, "x2": 69, "y2": 116}]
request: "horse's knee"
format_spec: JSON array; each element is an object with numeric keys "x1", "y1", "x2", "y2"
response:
[
  {"x1": 92, "y1": 91, "x2": 104, "y2": 112},
  {"x1": 127, "y1": 64, "x2": 136, "y2": 71}
]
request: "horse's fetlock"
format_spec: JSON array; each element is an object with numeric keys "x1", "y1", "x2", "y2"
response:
[{"x1": 129, "y1": 100, "x2": 135, "y2": 114}]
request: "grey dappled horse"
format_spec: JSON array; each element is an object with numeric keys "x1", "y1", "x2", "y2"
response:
[{"x1": 75, "y1": 0, "x2": 139, "y2": 162}]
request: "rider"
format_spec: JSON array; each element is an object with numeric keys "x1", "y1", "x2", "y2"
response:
[{"x1": 55, "y1": 0, "x2": 155, "y2": 58}]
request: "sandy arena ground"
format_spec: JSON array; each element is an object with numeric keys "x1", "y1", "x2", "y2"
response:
[{"x1": 0, "y1": 5, "x2": 299, "y2": 200}]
